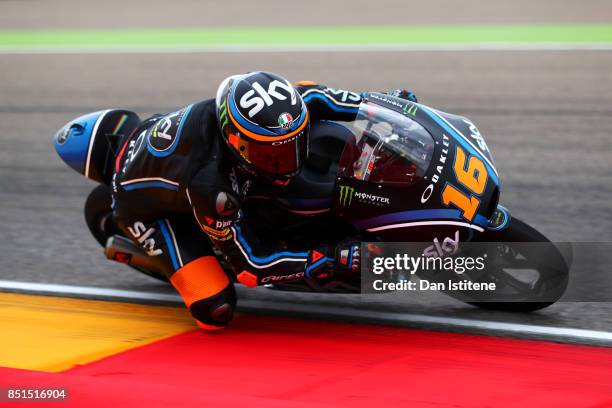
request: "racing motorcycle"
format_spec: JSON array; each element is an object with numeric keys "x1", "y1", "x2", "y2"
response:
[{"x1": 53, "y1": 92, "x2": 570, "y2": 312}]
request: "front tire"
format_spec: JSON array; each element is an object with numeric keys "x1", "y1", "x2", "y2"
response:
[{"x1": 467, "y1": 217, "x2": 570, "y2": 312}]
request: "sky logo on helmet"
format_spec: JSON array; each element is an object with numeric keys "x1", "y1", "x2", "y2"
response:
[
  {"x1": 239, "y1": 80, "x2": 297, "y2": 118},
  {"x1": 278, "y1": 112, "x2": 294, "y2": 129}
]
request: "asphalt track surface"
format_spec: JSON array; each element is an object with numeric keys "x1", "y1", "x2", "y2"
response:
[
  {"x1": 2, "y1": 0, "x2": 612, "y2": 29},
  {"x1": 1, "y1": 1, "x2": 612, "y2": 344}
]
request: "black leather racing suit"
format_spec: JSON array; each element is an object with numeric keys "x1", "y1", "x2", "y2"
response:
[{"x1": 111, "y1": 82, "x2": 362, "y2": 328}]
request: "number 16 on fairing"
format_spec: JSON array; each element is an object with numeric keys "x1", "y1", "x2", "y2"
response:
[{"x1": 441, "y1": 146, "x2": 489, "y2": 222}]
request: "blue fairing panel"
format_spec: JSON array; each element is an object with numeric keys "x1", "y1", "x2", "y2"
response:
[{"x1": 53, "y1": 110, "x2": 110, "y2": 178}]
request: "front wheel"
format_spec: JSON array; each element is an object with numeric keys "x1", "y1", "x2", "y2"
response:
[{"x1": 464, "y1": 217, "x2": 570, "y2": 312}]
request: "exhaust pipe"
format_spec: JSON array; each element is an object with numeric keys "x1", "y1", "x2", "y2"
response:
[{"x1": 104, "y1": 235, "x2": 165, "y2": 274}]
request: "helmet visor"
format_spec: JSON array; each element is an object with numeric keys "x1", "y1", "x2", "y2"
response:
[{"x1": 235, "y1": 130, "x2": 308, "y2": 177}]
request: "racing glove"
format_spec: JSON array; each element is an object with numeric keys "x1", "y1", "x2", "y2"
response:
[
  {"x1": 306, "y1": 240, "x2": 361, "y2": 281},
  {"x1": 387, "y1": 89, "x2": 418, "y2": 103}
]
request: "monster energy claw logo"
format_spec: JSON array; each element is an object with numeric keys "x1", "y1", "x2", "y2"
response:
[
  {"x1": 339, "y1": 185, "x2": 391, "y2": 207},
  {"x1": 218, "y1": 98, "x2": 229, "y2": 130},
  {"x1": 403, "y1": 103, "x2": 418, "y2": 116},
  {"x1": 339, "y1": 185, "x2": 355, "y2": 207}
]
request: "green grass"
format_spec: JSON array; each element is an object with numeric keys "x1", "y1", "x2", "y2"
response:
[{"x1": 1, "y1": 24, "x2": 611, "y2": 49}]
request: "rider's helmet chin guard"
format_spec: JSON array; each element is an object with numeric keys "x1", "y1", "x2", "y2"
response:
[{"x1": 215, "y1": 71, "x2": 310, "y2": 180}]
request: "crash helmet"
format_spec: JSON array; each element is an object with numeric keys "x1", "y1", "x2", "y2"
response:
[{"x1": 215, "y1": 71, "x2": 309, "y2": 179}]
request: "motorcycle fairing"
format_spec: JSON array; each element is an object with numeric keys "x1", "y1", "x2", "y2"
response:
[
  {"x1": 332, "y1": 93, "x2": 500, "y2": 242},
  {"x1": 53, "y1": 109, "x2": 140, "y2": 184}
]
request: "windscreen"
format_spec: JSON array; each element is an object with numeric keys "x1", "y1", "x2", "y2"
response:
[{"x1": 338, "y1": 101, "x2": 435, "y2": 186}]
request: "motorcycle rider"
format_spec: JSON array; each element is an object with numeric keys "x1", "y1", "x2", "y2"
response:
[{"x1": 111, "y1": 71, "x2": 416, "y2": 330}]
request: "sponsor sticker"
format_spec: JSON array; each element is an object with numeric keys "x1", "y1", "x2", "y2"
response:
[
  {"x1": 147, "y1": 106, "x2": 191, "y2": 154},
  {"x1": 278, "y1": 112, "x2": 294, "y2": 129},
  {"x1": 338, "y1": 185, "x2": 390, "y2": 208}
]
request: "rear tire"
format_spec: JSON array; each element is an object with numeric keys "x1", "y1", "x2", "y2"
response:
[
  {"x1": 84, "y1": 184, "x2": 168, "y2": 282},
  {"x1": 84, "y1": 184, "x2": 121, "y2": 247}
]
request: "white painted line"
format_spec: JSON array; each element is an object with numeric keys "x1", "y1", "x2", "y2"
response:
[
  {"x1": 1, "y1": 280, "x2": 611, "y2": 344},
  {"x1": 0, "y1": 280, "x2": 182, "y2": 303},
  {"x1": 1, "y1": 43, "x2": 612, "y2": 55}
]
